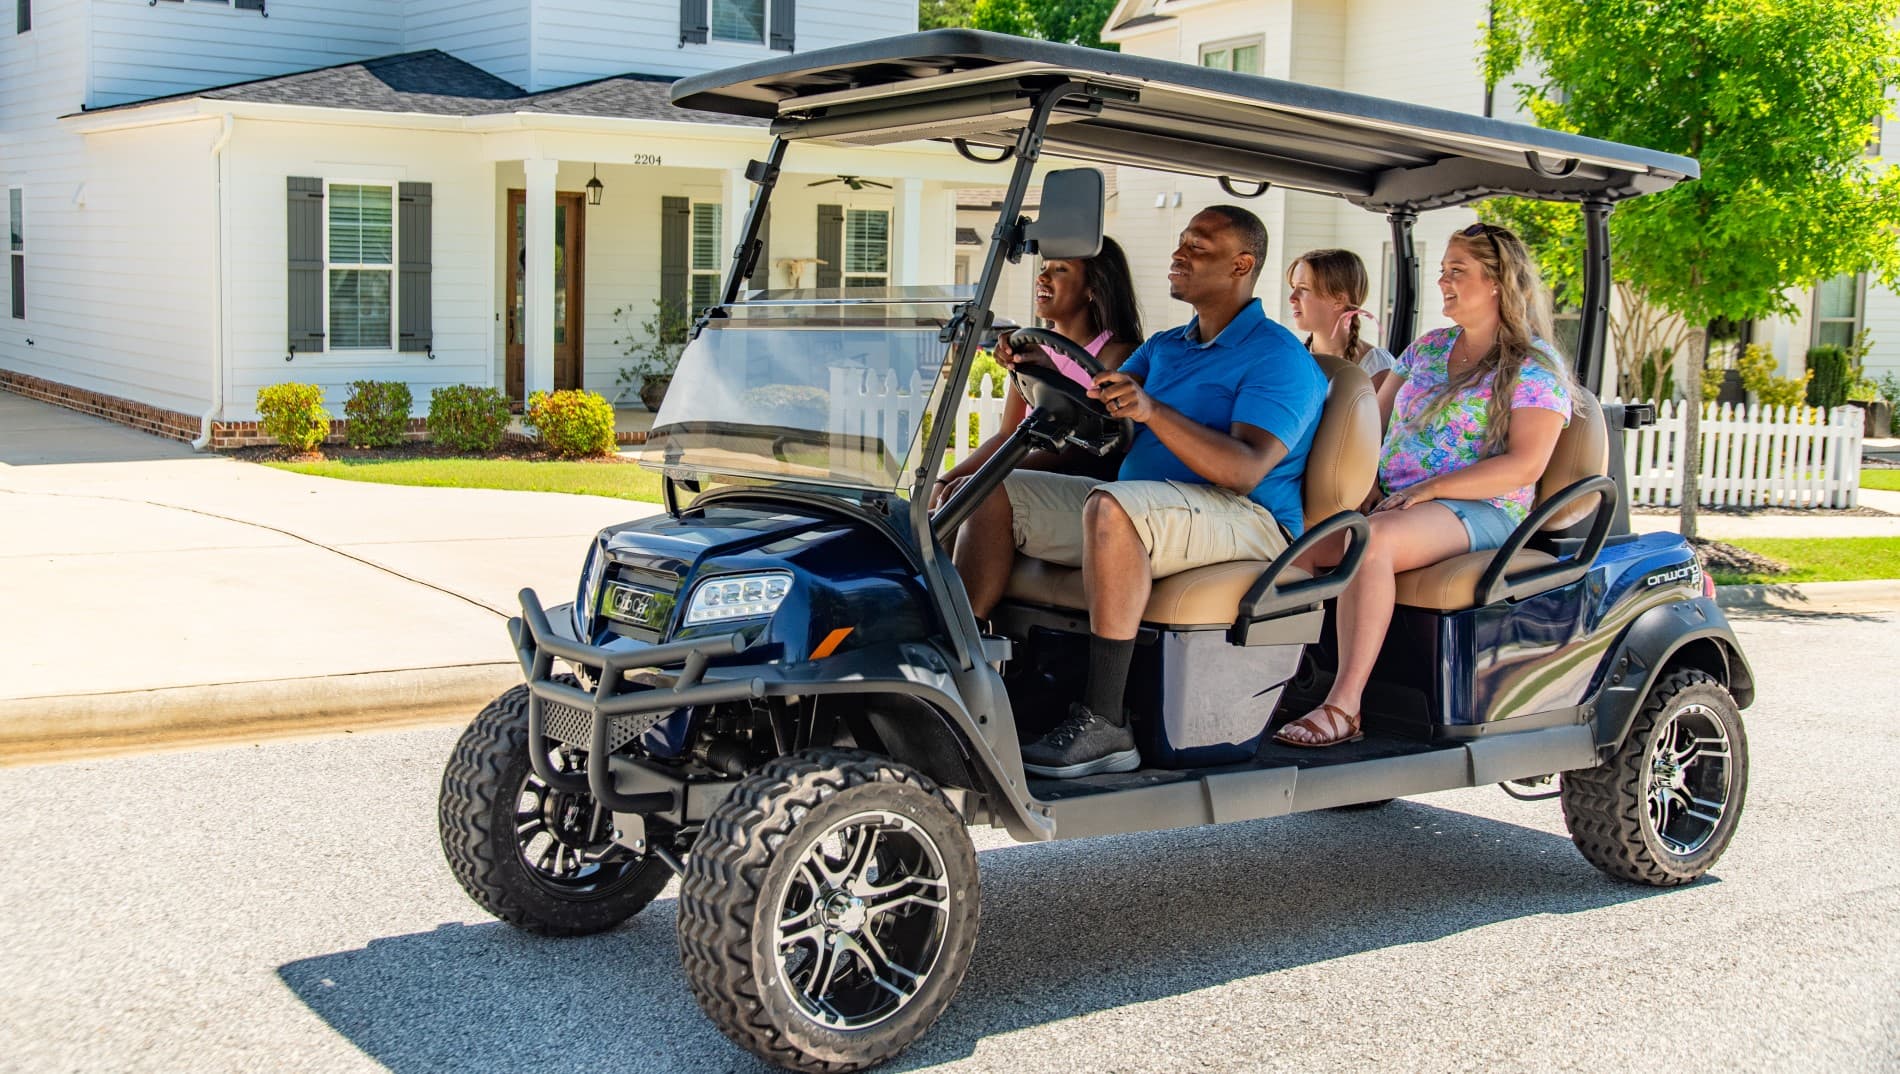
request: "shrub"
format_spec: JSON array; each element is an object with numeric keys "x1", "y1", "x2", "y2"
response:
[
  {"x1": 427, "y1": 385, "x2": 512, "y2": 453},
  {"x1": 1880, "y1": 373, "x2": 1900, "y2": 434},
  {"x1": 1804, "y1": 346, "x2": 1850, "y2": 409},
  {"x1": 1637, "y1": 348, "x2": 1676, "y2": 403},
  {"x1": 343, "y1": 379, "x2": 413, "y2": 448},
  {"x1": 967, "y1": 349, "x2": 1008, "y2": 397},
  {"x1": 255, "y1": 382, "x2": 330, "y2": 453},
  {"x1": 525, "y1": 388, "x2": 617, "y2": 459},
  {"x1": 1738, "y1": 344, "x2": 1811, "y2": 410}
]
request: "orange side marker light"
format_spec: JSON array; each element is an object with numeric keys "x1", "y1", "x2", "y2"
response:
[{"x1": 810, "y1": 627, "x2": 854, "y2": 660}]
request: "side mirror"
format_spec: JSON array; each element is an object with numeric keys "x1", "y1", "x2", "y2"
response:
[{"x1": 1022, "y1": 168, "x2": 1104, "y2": 260}]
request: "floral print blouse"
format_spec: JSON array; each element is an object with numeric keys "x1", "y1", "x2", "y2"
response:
[{"x1": 1377, "y1": 327, "x2": 1572, "y2": 522}]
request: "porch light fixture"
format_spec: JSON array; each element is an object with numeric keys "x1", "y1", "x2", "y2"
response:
[{"x1": 586, "y1": 163, "x2": 605, "y2": 207}]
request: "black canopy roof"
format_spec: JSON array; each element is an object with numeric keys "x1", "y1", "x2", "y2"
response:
[{"x1": 671, "y1": 30, "x2": 1696, "y2": 212}]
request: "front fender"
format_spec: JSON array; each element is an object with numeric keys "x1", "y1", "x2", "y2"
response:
[{"x1": 1586, "y1": 595, "x2": 1754, "y2": 757}]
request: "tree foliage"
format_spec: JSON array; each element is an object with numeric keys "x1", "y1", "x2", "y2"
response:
[{"x1": 924, "y1": 0, "x2": 1120, "y2": 49}]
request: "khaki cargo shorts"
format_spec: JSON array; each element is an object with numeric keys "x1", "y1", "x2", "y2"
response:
[{"x1": 1003, "y1": 471, "x2": 1291, "y2": 578}]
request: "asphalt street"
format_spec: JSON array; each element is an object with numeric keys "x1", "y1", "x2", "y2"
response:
[{"x1": 2, "y1": 604, "x2": 1896, "y2": 1074}]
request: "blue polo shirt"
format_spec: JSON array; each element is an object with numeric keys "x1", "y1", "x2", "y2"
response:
[{"x1": 1117, "y1": 298, "x2": 1325, "y2": 537}]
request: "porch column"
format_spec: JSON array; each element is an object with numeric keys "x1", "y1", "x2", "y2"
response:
[
  {"x1": 722, "y1": 166, "x2": 748, "y2": 284},
  {"x1": 522, "y1": 158, "x2": 558, "y2": 400},
  {"x1": 893, "y1": 177, "x2": 924, "y2": 287}
]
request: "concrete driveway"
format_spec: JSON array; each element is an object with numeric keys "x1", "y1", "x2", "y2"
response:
[{"x1": 0, "y1": 392, "x2": 660, "y2": 753}]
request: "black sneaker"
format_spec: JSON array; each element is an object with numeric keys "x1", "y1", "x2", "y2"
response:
[{"x1": 1021, "y1": 703, "x2": 1140, "y2": 779}]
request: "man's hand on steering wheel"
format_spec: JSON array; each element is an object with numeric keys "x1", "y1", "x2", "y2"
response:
[{"x1": 1090, "y1": 371, "x2": 1156, "y2": 423}]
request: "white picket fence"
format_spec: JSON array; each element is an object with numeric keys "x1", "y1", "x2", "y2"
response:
[
  {"x1": 947, "y1": 374, "x2": 1010, "y2": 464},
  {"x1": 827, "y1": 369, "x2": 1013, "y2": 473},
  {"x1": 1613, "y1": 399, "x2": 1864, "y2": 509}
]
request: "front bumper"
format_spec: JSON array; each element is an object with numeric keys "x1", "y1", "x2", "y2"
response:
[{"x1": 510, "y1": 587, "x2": 762, "y2": 813}]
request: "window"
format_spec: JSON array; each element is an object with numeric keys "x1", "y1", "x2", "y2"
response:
[
  {"x1": 711, "y1": 0, "x2": 764, "y2": 43},
  {"x1": 1199, "y1": 37, "x2": 1262, "y2": 75},
  {"x1": 843, "y1": 208, "x2": 889, "y2": 288},
  {"x1": 326, "y1": 183, "x2": 395, "y2": 349},
  {"x1": 9, "y1": 188, "x2": 22, "y2": 320},
  {"x1": 1812, "y1": 273, "x2": 1864, "y2": 351},
  {"x1": 690, "y1": 202, "x2": 723, "y2": 312},
  {"x1": 151, "y1": 0, "x2": 267, "y2": 12}
]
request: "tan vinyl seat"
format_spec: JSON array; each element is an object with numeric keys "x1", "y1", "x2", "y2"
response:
[
  {"x1": 1393, "y1": 387, "x2": 1610, "y2": 611},
  {"x1": 1002, "y1": 356, "x2": 1380, "y2": 627}
]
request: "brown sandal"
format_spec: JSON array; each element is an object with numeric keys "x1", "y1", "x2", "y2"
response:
[{"x1": 1272, "y1": 703, "x2": 1363, "y2": 748}]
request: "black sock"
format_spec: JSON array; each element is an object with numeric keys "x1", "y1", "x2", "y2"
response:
[{"x1": 1085, "y1": 635, "x2": 1137, "y2": 726}]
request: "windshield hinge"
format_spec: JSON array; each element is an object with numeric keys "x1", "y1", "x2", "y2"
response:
[
  {"x1": 860, "y1": 492, "x2": 891, "y2": 517},
  {"x1": 939, "y1": 303, "x2": 970, "y2": 345}
]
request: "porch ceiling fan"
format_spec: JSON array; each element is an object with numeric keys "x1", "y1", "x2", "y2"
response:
[{"x1": 808, "y1": 175, "x2": 892, "y2": 190}]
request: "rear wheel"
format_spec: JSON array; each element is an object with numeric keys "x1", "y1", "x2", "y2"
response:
[
  {"x1": 438, "y1": 682, "x2": 673, "y2": 935},
  {"x1": 678, "y1": 749, "x2": 980, "y2": 1072},
  {"x1": 1562, "y1": 668, "x2": 1748, "y2": 886}
]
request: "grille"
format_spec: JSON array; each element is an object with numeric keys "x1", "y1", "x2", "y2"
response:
[{"x1": 537, "y1": 697, "x2": 655, "y2": 753}]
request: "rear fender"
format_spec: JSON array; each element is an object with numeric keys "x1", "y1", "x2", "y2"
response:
[{"x1": 1588, "y1": 596, "x2": 1754, "y2": 756}]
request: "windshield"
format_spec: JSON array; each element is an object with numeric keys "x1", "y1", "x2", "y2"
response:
[{"x1": 640, "y1": 293, "x2": 971, "y2": 492}]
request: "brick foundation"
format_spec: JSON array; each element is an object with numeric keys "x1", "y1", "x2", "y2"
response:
[
  {"x1": 0, "y1": 370, "x2": 202, "y2": 442},
  {"x1": 205, "y1": 416, "x2": 431, "y2": 450}
]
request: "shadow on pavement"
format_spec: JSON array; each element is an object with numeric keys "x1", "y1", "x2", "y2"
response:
[
  {"x1": 279, "y1": 800, "x2": 1680, "y2": 1073},
  {"x1": 0, "y1": 394, "x2": 203, "y2": 467}
]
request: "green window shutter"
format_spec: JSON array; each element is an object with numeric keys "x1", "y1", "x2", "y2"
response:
[
  {"x1": 746, "y1": 204, "x2": 771, "y2": 291},
  {"x1": 768, "y1": 0, "x2": 794, "y2": 51},
  {"x1": 234, "y1": 0, "x2": 265, "y2": 10},
  {"x1": 17, "y1": 0, "x2": 29, "y2": 34},
  {"x1": 816, "y1": 204, "x2": 842, "y2": 289},
  {"x1": 397, "y1": 182, "x2": 432, "y2": 353},
  {"x1": 679, "y1": 0, "x2": 708, "y2": 44},
  {"x1": 286, "y1": 177, "x2": 325, "y2": 354},
  {"x1": 660, "y1": 195, "x2": 691, "y2": 320}
]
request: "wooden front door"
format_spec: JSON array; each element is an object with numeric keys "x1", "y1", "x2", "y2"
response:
[{"x1": 506, "y1": 189, "x2": 586, "y2": 398}]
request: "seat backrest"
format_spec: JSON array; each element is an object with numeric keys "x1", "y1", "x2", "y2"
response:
[
  {"x1": 1302, "y1": 356, "x2": 1381, "y2": 526},
  {"x1": 1533, "y1": 385, "x2": 1610, "y2": 530}
]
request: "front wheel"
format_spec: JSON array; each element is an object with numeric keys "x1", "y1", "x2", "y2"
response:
[
  {"x1": 1562, "y1": 668, "x2": 1749, "y2": 886},
  {"x1": 438, "y1": 683, "x2": 673, "y2": 935},
  {"x1": 678, "y1": 749, "x2": 980, "y2": 1073}
]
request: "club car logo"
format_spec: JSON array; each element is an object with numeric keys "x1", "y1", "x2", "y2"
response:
[
  {"x1": 1644, "y1": 561, "x2": 1701, "y2": 589},
  {"x1": 603, "y1": 582, "x2": 664, "y2": 626}
]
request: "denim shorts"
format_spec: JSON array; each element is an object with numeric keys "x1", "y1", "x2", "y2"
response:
[{"x1": 1438, "y1": 498, "x2": 1518, "y2": 553}]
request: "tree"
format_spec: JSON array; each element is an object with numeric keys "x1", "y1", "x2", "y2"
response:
[
  {"x1": 1482, "y1": 0, "x2": 1900, "y2": 538},
  {"x1": 922, "y1": 0, "x2": 1121, "y2": 49}
]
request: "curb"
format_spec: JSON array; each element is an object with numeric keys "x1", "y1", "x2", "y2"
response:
[
  {"x1": 0, "y1": 663, "x2": 522, "y2": 764},
  {"x1": 1716, "y1": 578, "x2": 1900, "y2": 614}
]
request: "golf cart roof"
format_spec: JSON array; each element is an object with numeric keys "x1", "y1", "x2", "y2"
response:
[{"x1": 671, "y1": 30, "x2": 1697, "y2": 212}]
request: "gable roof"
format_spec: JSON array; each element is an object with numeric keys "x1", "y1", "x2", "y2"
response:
[{"x1": 73, "y1": 49, "x2": 766, "y2": 126}]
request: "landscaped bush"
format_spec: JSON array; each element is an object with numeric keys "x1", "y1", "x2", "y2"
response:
[
  {"x1": 1636, "y1": 348, "x2": 1676, "y2": 403},
  {"x1": 1738, "y1": 344, "x2": 1812, "y2": 410},
  {"x1": 1804, "y1": 346, "x2": 1850, "y2": 410},
  {"x1": 343, "y1": 379, "x2": 414, "y2": 448},
  {"x1": 967, "y1": 348, "x2": 1008, "y2": 396},
  {"x1": 255, "y1": 382, "x2": 330, "y2": 453},
  {"x1": 427, "y1": 384, "x2": 512, "y2": 453},
  {"x1": 525, "y1": 388, "x2": 617, "y2": 459}
]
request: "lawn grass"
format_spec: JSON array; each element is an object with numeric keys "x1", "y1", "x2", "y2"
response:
[
  {"x1": 266, "y1": 456, "x2": 665, "y2": 503},
  {"x1": 1862, "y1": 468, "x2": 1900, "y2": 492},
  {"x1": 1712, "y1": 536, "x2": 1900, "y2": 586}
]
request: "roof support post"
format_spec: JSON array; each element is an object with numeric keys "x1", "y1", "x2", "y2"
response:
[
  {"x1": 1576, "y1": 199, "x2": 1613, "y2": 397},
  {"x1": 1385, "y1": 209, "x2": 1418, "y2": 356},
  {"x1": 718, "y1": 136, "x2": 786, "y2": 307}
]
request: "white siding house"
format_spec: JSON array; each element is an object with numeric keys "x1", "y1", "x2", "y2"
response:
[{"x1": 0, "y1": 0, "x2": 1013, "y2": 445}]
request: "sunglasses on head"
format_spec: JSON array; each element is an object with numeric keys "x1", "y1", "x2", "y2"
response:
[{"x1": 1458, "y1": 222, "x2": 1503, "y2": 248}]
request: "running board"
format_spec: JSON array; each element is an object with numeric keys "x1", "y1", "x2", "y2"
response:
[{"x1": 1041, "y1": 725, "x2": 1597, "y2": 840}]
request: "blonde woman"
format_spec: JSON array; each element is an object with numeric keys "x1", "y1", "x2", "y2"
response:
[
  {"x1": 1277, "y1": 222, "x2": 1573, "y2": 747},
  {"x1": 1287, "y1": 248, "x2": 1398, "y2": 391}
]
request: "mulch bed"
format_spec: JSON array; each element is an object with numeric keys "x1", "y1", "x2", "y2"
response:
[
  {"x1": 1691, "y1": 537, "x2": 1788, "y2": 578},
  {"x1": 1633, "y1": 504, "x2": 1891, "y2": 518},
  {"x1": 220, "y1": 439, "x2": 639, "y2": 465}
]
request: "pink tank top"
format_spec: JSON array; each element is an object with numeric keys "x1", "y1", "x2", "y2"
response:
[{"x1": 1047, "y1": 330, "x2": 1115, "y2": 387}]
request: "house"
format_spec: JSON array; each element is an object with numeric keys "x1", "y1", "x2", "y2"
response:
[
  {"x1": 1098, "y1": 0, "x2": 1900, "y2": 391},
  {"x1": 0, "y1": 0, "x2": 1008, "y2": 446}
]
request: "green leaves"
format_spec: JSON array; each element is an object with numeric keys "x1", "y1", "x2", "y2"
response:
[{"x1": 929, "y1": 0, "x2": 1121, "y2": 50}]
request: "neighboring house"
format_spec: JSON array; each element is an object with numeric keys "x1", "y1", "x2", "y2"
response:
[
  {"x1": 1099, "y1": 0, "x2": 1900, "y2": 388},
  {"x1": 0, "y1": 0, "x2": 1005, "y2": 445}
]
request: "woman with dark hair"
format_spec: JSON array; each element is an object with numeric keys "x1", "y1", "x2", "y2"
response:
[
  {"x1": 1287, "y1": 248, "x2": 1398, "y2": 391},
  {"x1": 1276, "y1": 222, "x2": 1574, "y2": 747},
  {"x1": 932, "y1": 236, "x2": 1144, "y2": 502}
]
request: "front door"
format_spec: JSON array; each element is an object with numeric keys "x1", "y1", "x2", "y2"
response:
[{"x1": 506, "y1": 189, "x2": 586, "y2": 398}]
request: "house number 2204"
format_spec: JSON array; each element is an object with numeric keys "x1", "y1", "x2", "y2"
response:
[{"x1": 629, "y1": 154, "x2": 663, "y2": 165}]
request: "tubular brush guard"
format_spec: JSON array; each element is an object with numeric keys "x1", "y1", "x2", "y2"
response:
[{"x1": 508, "y1": 587, "x2": 764, "y2": 813}]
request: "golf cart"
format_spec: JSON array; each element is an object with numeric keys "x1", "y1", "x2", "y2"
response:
[{"x1": 437, "y1": 30, "x2": 1751, "y2": 1072}]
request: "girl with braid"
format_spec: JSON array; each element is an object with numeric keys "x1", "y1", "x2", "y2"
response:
[
  {"x1": 1275, "y1": 223, "x2": 1573, "y2": 747},
  {"x1": 1287, "y1": 249, "x2": 1398, "y2": 391}
]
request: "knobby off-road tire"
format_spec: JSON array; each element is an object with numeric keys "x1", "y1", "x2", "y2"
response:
[
  {"x1": 678, "y1": 749, "x2": 980, "y2": 1073},
  {"x1": 1562, "y1": 668, "x2": 1749, "y2": 886},
  {"x1": 438, "y1": 682, "x2": 672, "y2": 935}
]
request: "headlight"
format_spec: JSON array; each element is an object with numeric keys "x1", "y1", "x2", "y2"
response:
[{"x1": 684, "y1": 571, "x2": 793, "y2": 626}]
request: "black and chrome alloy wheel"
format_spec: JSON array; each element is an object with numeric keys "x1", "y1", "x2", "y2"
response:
[
  {"x1": 514, "y1": 742, "x2": 650, "y2": 898},
  {"x1": 1644, "y1": 702, "x2": 1733, "y2": 857}
]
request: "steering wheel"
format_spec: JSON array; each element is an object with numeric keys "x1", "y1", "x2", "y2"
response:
[{"x1": 1005, "y1": 327, "x2": 1131, "y2": 453}]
